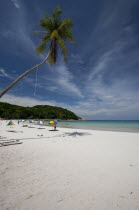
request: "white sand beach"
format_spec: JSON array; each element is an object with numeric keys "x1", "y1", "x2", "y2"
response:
[{"x1": 0, "y1": 120, "x2": 139, "y2": 210}]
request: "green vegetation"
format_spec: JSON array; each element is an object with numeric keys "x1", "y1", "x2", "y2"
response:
[{"x1": 0, "y1": 102, "x2": 80, "y2": 120}]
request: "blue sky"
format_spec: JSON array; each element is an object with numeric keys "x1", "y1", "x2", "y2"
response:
[{"x1": 0, "y1": 0, "x2": 139, "y2": 119}]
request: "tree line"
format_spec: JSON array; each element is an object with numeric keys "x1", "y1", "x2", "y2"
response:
[{"x1": 0, "y1": 102, "x2": 80, "y2": 120}]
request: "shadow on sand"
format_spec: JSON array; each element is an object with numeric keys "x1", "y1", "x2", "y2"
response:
[{"x1": 63, "y1": 131, "x2": 91, "y2": 137}]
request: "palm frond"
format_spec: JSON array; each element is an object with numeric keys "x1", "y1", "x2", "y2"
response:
[
  {"x1": 52, "y1": 6, "x2": 62, "y2": 18},
  {"x1": 41, "y1": 35, "x2": 50, "y2": 41},
  {"x1": 57, "y1": 39, "x2": 67, "y2": 62},
  {"x1": 66, "y1": 37, "x2": 76, "y2": 44},
  {"x1": 58, "y1": 28, "x2": 76, "y2": 43},
  {"x1": 45, "y1": 13, "x2": 51, "y2": 19},
  {"x1": 40, "y1": 17, "x2": 53, "y2": 33},
  {"x1": 58, "y1": 18, "x2": 73, "y2": 31},
  {"x1": 50, "y1": 30, "x2": 59, "y2": 39},
  {"x1": 36, "y1": 44, "x2": 46, "y2": 54},
  {"x1": 58, "y1": 19, "x2": 75, "y2": 43},
  {"x1": 36, "y1": 39, "x2": 49, "y2": 54},
  {"x1": 33, "y1": 30, "x2": 48, "y2": 34}
]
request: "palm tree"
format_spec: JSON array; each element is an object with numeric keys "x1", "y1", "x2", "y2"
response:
[{"x1": 0, "y1": 6, "x2": 75, "y2": 98}]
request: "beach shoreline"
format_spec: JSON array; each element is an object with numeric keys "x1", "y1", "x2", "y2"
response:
[
  {"x1": 0, "y1": 120, "x2": 139, "y2": 210},
  {"x1": 50, "y1": 124, "x2": 139, "y2": 133},
  {"x1": 43, "y1": 120, "x2": 139, "y2": 133}
]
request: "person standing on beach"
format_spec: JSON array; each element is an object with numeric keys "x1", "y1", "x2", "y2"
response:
[{"x1": 54, "y1": 124, "x2": 56, "y2": 130}]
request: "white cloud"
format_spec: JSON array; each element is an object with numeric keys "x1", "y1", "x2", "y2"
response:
[
  {"x1": 37, "y1": 63, "x2": 84, "y2": 98},
  {"x1": 54, "y1": 64, "x2": 84, "y2": 98},
  {"x1": 0, "y1": 3, "x2": 37, "y2": 58},
  {"x1": 0, "y1": 68, "x2": 13, "y2": 79},
  {"x1": 11, "y1": 0, "x2": 20, "y2": 9},
  {"x1": 70, "y1": 54, "x2": 84, "y2": 64},
  {"x1": 88, "y1": 50, "x2": 113, "y2": 81},
  {"x1": 0, "y1": 94, "x2": 55, "y2": 107},
  {"x1": 0, "y1": 68, "x2": 8, "y2": 77}
]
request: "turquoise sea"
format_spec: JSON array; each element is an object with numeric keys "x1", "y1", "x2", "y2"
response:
[{"x1": 44, "y1": 120, "x2": 139, "y2": 133}]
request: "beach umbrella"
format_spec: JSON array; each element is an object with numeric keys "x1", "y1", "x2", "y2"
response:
[
  {"x1": 48, "y1": 121, "x2": 53, "y2": 124},
  {"x1": 7, "y1": 121, "x2": 15, "y2": 126},
  {"x1": 23, "y1": 120, "x2": 27, "y2": 124},
  {"x1": 29, "y1": 120, "x2": 34, "y2": 123},
  {"x1": 48, "y1": 121, "x2": 57, "y2": 124},
  {"x1": 28, "y1": 120, "x2": 35, "y2": 128},
  {"x1": 36, "y1": 121, "x2": 44, "y2": 125},
  {"x1": 48, "y1": 120, "x2": 57, "y2": 130}
]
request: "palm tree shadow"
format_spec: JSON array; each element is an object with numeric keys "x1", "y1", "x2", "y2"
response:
[
  {"x1": 63, "y1": 132, "x2": 91, "y2": 137},
  {"x1": 37, "y1": 128, "x2": 46, "y2": 129}
]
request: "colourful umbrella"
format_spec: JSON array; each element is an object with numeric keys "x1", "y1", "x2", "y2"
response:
[
  {"x1": 36, "y1": 121, "x2": 44, "y2": 125},
  {"x1": 48, "y1": 120, "x2": 57, "y2": 130},
  {"x1": 7, "y1": 121, "x2": 15, "y2": 126},
  {"x1": 48, "y1": 120, "x2": 57, "y2": 124},
  {"x1": 29, "y1": 120, "x2": 34, "y2": 123}
]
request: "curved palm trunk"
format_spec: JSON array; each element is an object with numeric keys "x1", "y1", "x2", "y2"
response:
[
  {"x1": 49, "y1": 38, "x2": 57, "y2": 63},
  {"x1": 0, "y1": 51, "x2": 50, "y2": 98}
]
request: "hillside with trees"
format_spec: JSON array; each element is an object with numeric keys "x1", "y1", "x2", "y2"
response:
[{"x1": 0, "y1": 102, "x2": 80, "y2": 120}]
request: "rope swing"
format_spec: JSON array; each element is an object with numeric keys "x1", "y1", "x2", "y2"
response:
[{"x1": 34, "y1": 66, "x2": 38, "y2": 96}]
